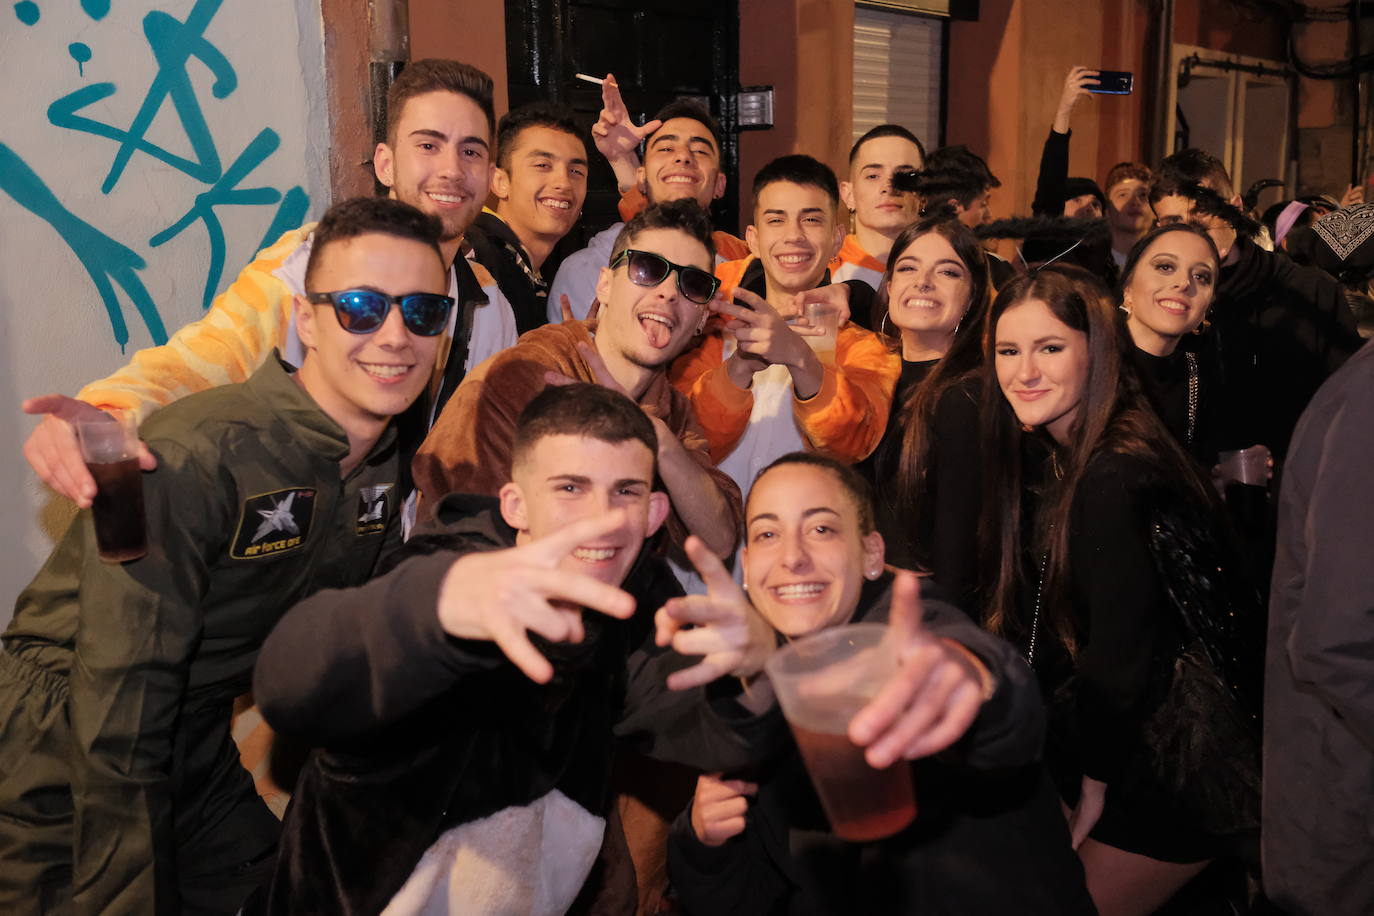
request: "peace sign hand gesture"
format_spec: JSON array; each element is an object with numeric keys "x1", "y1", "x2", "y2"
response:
[
  {"x1": 436, "y1": 510, "x2": 639, "y2": 683},
  {"x1": 590, "y1": 73, "x2": 661, "y2": 174}
]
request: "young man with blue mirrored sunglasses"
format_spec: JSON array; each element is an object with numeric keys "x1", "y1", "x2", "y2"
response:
[{"x1": 0, "y1": 197, "x2": 443, "y2": 916}]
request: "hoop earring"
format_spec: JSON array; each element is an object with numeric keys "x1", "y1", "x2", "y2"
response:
[{"x1": 878, "y1": 307, "x2": 892, "y2": 338}]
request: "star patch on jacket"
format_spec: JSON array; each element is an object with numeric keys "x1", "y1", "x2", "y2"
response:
[
  {"x1": 356, "y1": 484, "x2": 393, "y2": 536},
  {"x1": 230, "y1": 487, "x2": 317, "y2": 559}
]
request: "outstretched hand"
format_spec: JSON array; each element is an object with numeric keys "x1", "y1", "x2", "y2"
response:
[
  {"x1": 436, "y1": 510, "x2": 638, "y2": 683},
  {"x1": 847, "y1": 571, "x2": 991, "y2": 768},
  {"x1": 655, "y1": 535, "x2": 775, "y2": 691},
  {"x1": 22, "y1": 395, "x2": 157, "y2": 508}
]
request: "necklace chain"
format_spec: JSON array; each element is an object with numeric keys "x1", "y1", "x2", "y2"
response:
[
  {"x1": 1027, "y1": 549, "x2": 1048, "y2": 664},
  {"x1": 1185, "y1": 351, "x2": 1199, "y2": 445}
]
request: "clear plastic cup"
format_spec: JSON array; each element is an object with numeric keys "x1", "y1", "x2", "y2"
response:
[
  {"x1": 76, "y1": 410, "x2": 147, "y2": 563},
  {"x1": 764, "y1": 623, "x2": 915, "y2": 841},
  {"x1": 1217, "y1": 444, "x2": 1273, "y2": 487},
  {"x1": 801, "y1": 300, "x2": 838, "y2": 364}
]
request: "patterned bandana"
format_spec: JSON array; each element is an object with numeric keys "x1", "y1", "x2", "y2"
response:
[{"x1": 1314, "y1": 203, "x2": 1374, "y2": 261}]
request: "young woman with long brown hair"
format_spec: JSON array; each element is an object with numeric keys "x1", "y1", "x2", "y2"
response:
[
  {"x1": 862, "y1": 218, "x2": 991, "y2": 607},
  {"x1": 979, "y1": 265, "x2": 1262, "y2": 915}
]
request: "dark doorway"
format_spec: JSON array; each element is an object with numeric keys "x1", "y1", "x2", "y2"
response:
[{"x1": 506, "y1": 0, "x2": 742, "y2": 243}]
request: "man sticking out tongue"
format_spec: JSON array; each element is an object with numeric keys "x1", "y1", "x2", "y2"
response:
[{"x1": 415, "y1": 198, "x2": 743, "y2": 564}]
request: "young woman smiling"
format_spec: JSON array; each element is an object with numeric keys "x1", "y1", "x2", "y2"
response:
[
  {"x1": 666, "y1": 453, "x2": 1096, "y2": 916},
  {"x1": 861, "y1": 219, "x2": 991, "y2": 606},
  {"x1": 1117, "y1": 224, "x2": 1222, "y2": 465},
  {"x1": 979, "y1": 265, "x2": 1262, "y2": 916}
]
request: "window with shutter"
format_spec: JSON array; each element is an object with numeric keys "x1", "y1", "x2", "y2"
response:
[{"x1": 852, "y1": 7, "x2": 944, "y2": 148}]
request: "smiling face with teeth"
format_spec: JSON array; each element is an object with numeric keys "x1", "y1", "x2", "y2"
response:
[
  {"x1": 885, "y1": 230, "x2": 974, "y2": 351},
  {"x1": 638, "y1": 117, "x2": 727, "y2": 209},
  {"x1": 1121, "y1": 228, "x2": 1218, "y2": 356},
  {"x1": 501, "y1": 433, "x2": 669, "y2": 588},
  {"x1": 743, "y1": 462, "x2": 885, "y2": 637},
  {"x1": 746, "y1": 181, "x2": 845, "y2": 303},
  {"x1": 294, "y1": 231, "x2": 447, "y2": 453},
  {"x1": 374, "y1": 90, "x2": 493, "y2": 260},
  {"x1": 492, "y1": 124, "x2": 588, "y2": 267}
]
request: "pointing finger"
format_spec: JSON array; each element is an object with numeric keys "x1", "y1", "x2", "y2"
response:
[
  {"x1": 685, "y1": 535, "x2": 740, "y2": 592},
  {"x1": 730, "y1": 287, "x2": 779, "y2": 316},
  {"x1": 887, "y1": 571, "x2": 927, "y2": 650}
]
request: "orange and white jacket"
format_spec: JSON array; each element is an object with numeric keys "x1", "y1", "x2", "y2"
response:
[
  {"x1": 828, "y1": 234, "x2": 886, "y2": 290},
  {"x1": 670, "y1": 256, "x2": 899, "y2": 479}
]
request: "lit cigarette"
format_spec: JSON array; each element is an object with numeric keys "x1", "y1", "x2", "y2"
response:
[{"x1": 575, "y1": 73, "x2": 606, "y2": 86}]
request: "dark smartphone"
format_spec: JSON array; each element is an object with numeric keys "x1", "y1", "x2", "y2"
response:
[{"x1": 1090, "y1": 70, "x2": 1133, "y2": 95}]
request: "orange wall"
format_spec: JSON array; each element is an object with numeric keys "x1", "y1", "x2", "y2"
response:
[
  {"x1": 409, "y1": 0, "x2": 510, "y2": 117},
  {"x1": 737, "y1": 0, "x2": 854, "y2": 228},
  {"x1": 948, "y1": 0, "x2": 1152, "y2": 227},
  {"x1": 333, "y1": 0, "x2": 1295, "y2": 215}
]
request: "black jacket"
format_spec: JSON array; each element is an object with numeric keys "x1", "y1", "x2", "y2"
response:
[
  {"x1": 251, "y1": 495, "x2": 779, "y2": 914},
  {"x1": 667, "y1": 575, "x2": 1095, "y2": 916},
  {"x1": 1198, "y1": 236, "x2": 1362, "y2": 458},
  {"x1": 467, "y1": 210, "x2": 550, "y2": 335}
]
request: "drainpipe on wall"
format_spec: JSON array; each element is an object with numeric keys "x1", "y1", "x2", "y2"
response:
[
  {"x1": 1352, "y1": 0, "x2": 1363, "y2": 186},
  {"x1": 370, "y1": 0, "x2": 410, "y2": 147},
  {"x1": 1150, "y1": 0, "x2": 1175, "y2": 164}
]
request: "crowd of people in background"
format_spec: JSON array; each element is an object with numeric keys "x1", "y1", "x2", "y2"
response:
[{"x1": 1, "y1": 54, "x2": 1371, "y2": 916}]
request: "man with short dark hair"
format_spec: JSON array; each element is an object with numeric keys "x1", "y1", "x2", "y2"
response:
[
  {"x1": 549, "y1": 88, "x2": 750, "y2": 322},
  {"x1": 0, "y1": 197, "x2": 446, "y2": 915},
  {"x1": 251, "y1": 382, "x2": 776, "y2": 915},
  {"x1": 835, "y1": 124, "x2": 926, "y2": 289},
  {"x1": 672, "y1": 154, "x2": 898, "y2": 495},
  {"x1": 23, "y1": 59, "x2": 518, "y2": 508},
  {"x1": 919, "y1": 145, "x2": 1001, "y2": 228},
  {"x1": 468, "y1": 102, "x2": 589, "y2": 334},
  {"x1": 417, "y1": 199, "x2": 743, "y2": 561}
]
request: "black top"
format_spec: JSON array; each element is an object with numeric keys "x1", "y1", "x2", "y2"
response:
[
  {"x1": 666, "y1": 573, "x2": 1095, "y2": 916},
  {"x1": 1131, "y1": 344, "x2": 1220, "y2": 469},
  {"x1": 1023, "y1": 129, "x2": 1116, "y2": 283},
  {"x1": 1023, "y1": 452, "x2": 1231, "y2": 861},
  {"x1": 1204, "y1": 236, "x2": 1363, "y2": 458},
  {"x1": 252, "y1": 494, "x2": 779, "y2": 915},
  {"x1": 862, "y1": 363, "x2": 984, "y2": 612}
]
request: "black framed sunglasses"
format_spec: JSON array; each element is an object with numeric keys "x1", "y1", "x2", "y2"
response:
[
  {"x1": 610, "y1": 249, "x2": 720, "y2": 305},
  {"x1": 306, "y1": 289, "x2": 454, "y2": 337}
]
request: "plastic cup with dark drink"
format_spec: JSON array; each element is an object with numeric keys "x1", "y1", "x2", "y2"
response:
[
  {"x1": 764, "y1": 623, "x2": 915, "y2": 842},
  {"x1": 76, "y1": 411, "x2": 147, "y2": 563}
]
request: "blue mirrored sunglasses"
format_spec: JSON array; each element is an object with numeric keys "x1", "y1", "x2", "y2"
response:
[{"x1": 306, "y1": 289, "x2": 454, "y2": 337}]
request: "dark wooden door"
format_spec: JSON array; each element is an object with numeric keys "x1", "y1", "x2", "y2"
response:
[{"x1": 506, "y1": 0, "x2": 741, "y2": 241}]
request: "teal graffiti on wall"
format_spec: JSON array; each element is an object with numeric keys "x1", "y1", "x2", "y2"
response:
[{"x1": 2, "y1": 0, "x2": 310, "y2": 350}]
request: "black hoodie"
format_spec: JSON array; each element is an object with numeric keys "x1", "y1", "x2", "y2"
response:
[{"x1": 251, "y1": 494, "x2": 778, "y2": 914}]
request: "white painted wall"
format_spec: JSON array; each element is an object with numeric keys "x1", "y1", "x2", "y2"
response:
[{"x1": 0, "y1": 0, "x2": 330, "y2": 620}]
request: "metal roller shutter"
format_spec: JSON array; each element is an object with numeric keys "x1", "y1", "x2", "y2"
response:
[{"x1": 852, "y1": 8, "x2": 943, "y2": 149}]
